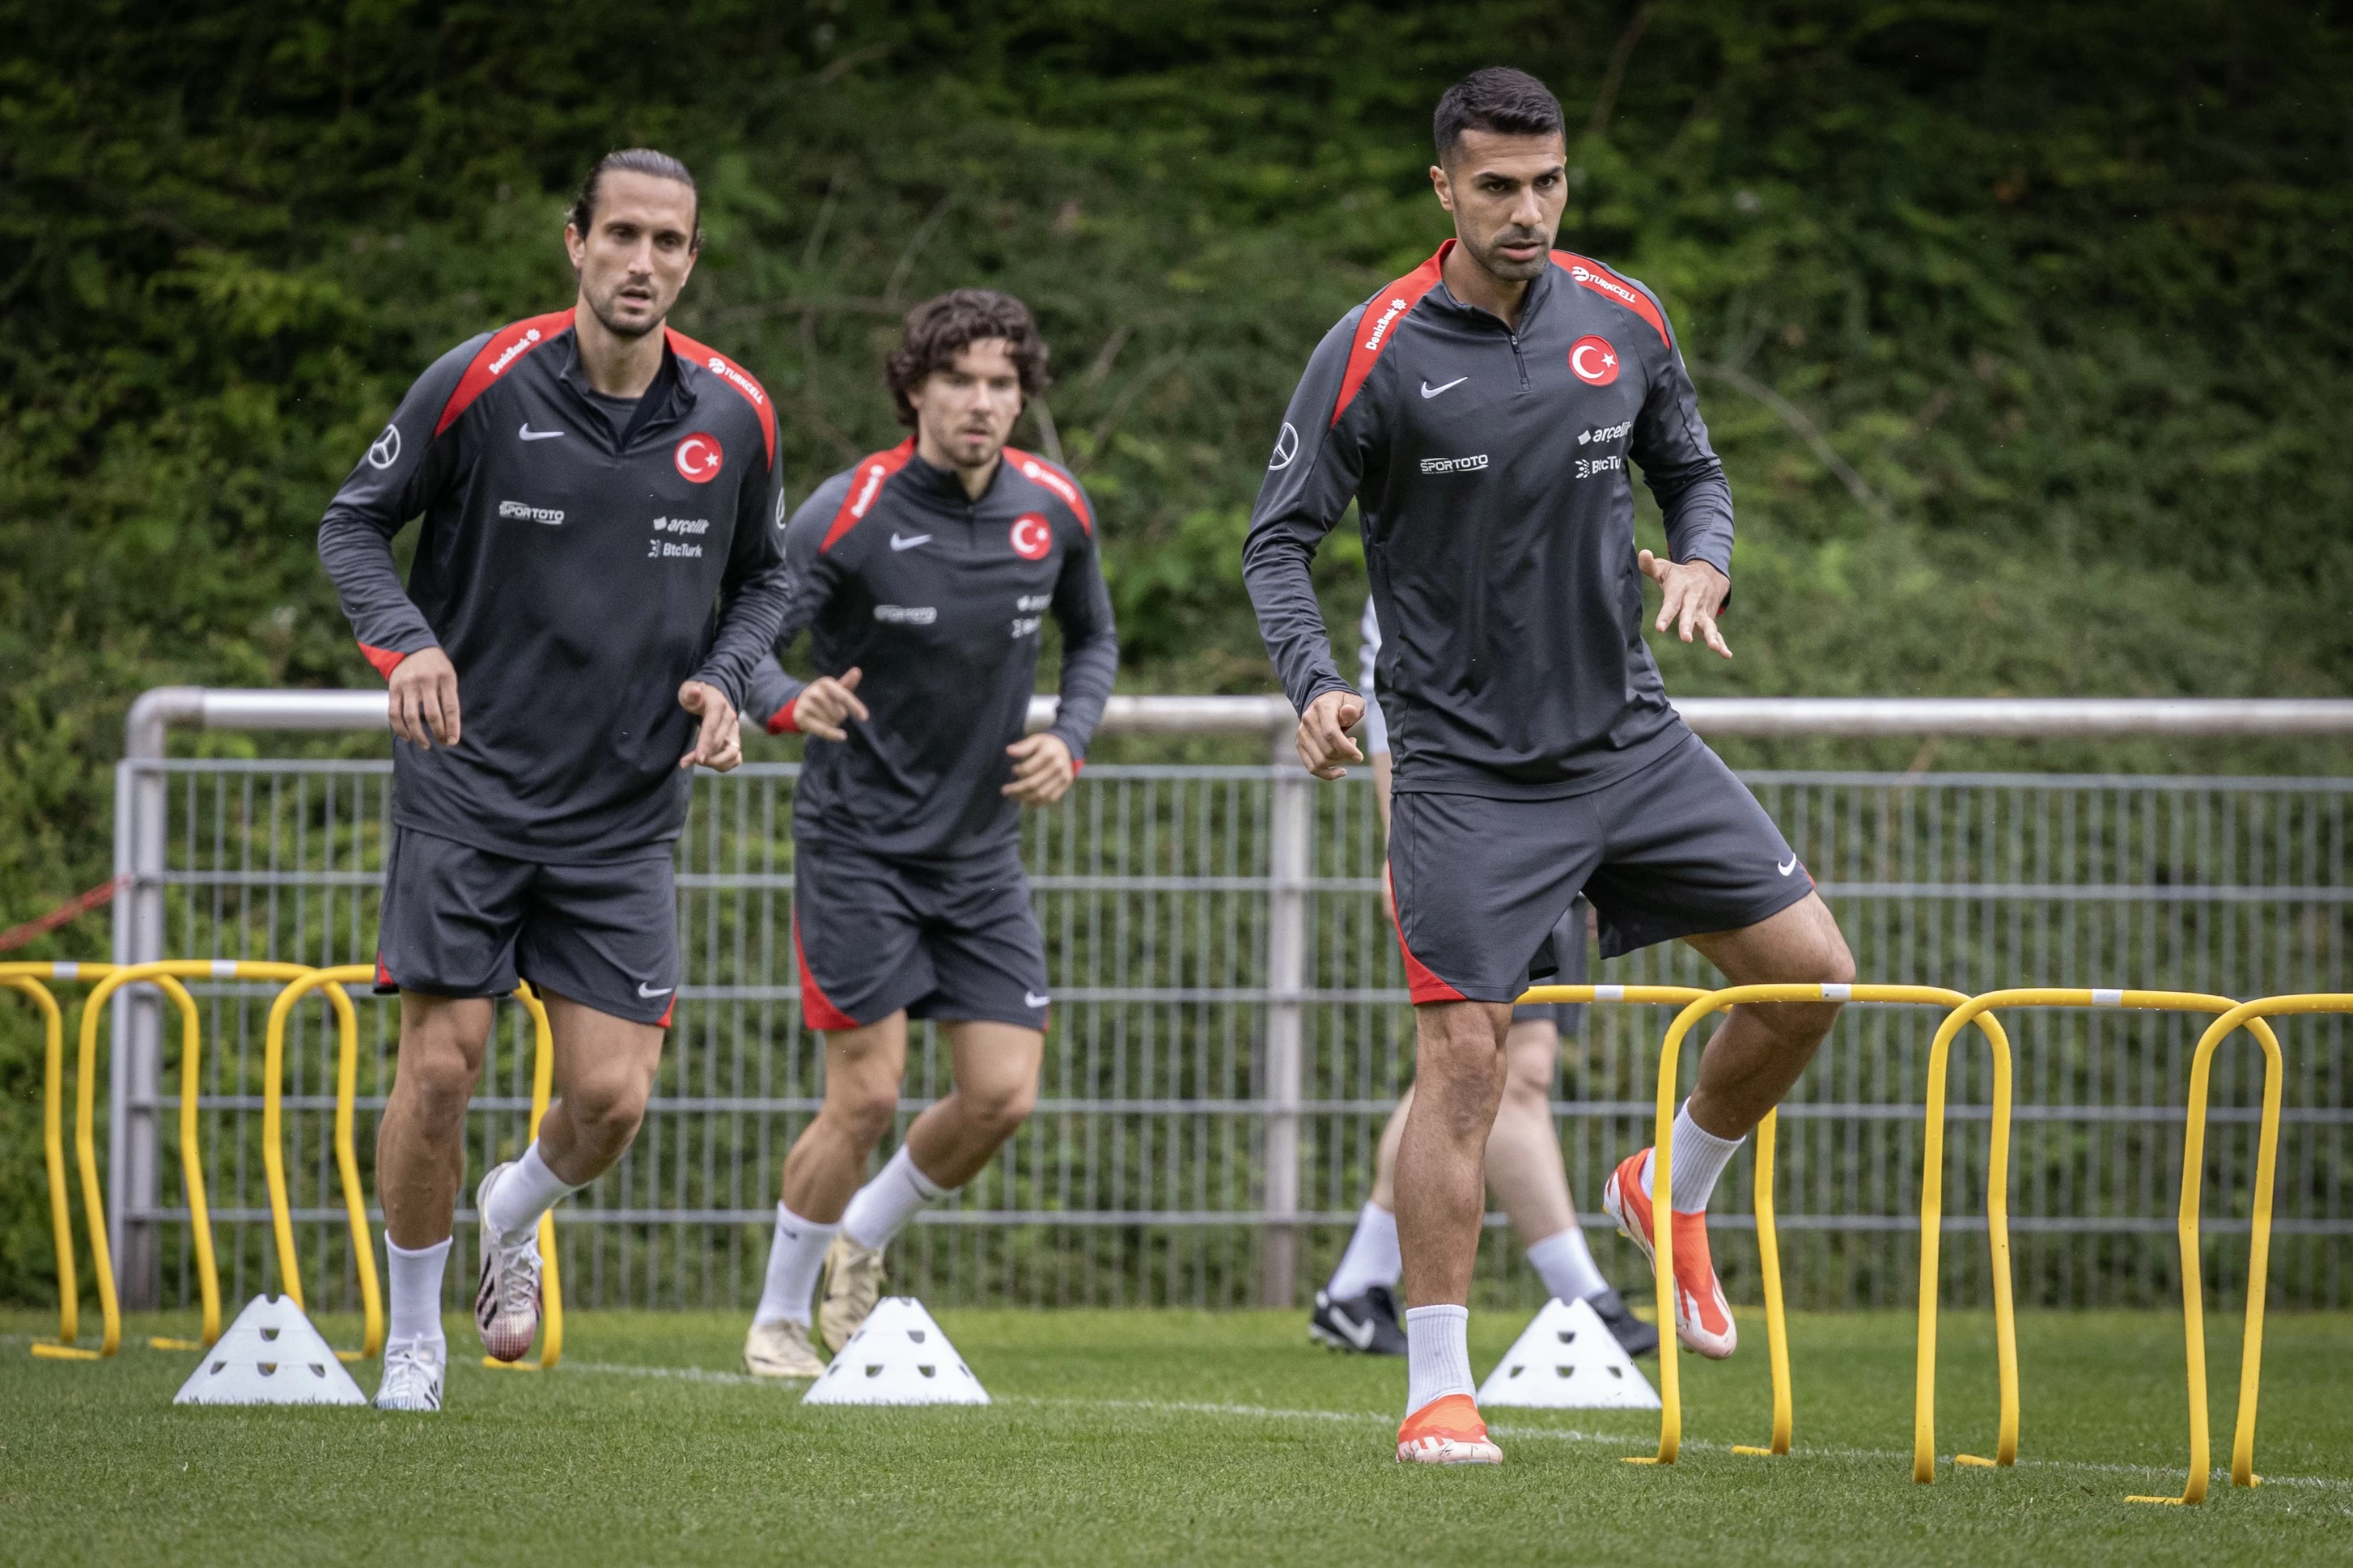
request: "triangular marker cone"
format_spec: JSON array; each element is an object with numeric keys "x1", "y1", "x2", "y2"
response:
[
  {"x1": 173, "y1": 1295, "x2": 367, "y2": 1407},
  {"x1": 1475, "y1": 1296, "x2": 1660, "y2": 1410},
  {"x1": 802, "y1": 1297, "x2": 990, "y2": 1405}
]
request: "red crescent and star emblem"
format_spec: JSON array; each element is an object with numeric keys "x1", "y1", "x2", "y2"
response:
[
  {"x1": 1569, "y1": 336, "x2": 1620, "y2": 386},
  {"x1": 1009, "y1": 513, "x2": 1053, "y2": 561},
  {"x1": 673, "y1": 433, "x2": 724, "y2": 483}
]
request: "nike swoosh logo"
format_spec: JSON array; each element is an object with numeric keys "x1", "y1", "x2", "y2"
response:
[
  {"x1": 638, "y1": 982, "x2": 674, "y2": 998},
  {"x1": 1328, "y1": 1308, "x2": 1376, "y2": 1350},
  {"x1": 1024, "y1": 992, "x2": 1052, "y2": 1009},
  {"x1": 1419, "y1": 377, "x2": 1469, "y2": 399},
  {"x1": 890, "y1": 532, "x2": 933, "y2": 551},
  {"x1": 519, "y1": 424, "x2": 565, "y2": 441},
  {"x1": 1777, "y1": 854, "x2": 1798, "y2": 876}
]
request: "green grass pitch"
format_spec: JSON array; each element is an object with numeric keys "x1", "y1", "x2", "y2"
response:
[{"x1": 5, "y1": 1307, "x2": 2348, "y2": 1566}]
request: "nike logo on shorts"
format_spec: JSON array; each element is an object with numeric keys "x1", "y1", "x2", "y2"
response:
[
  {"x1": 890, "y1": 532, "x2": 933, "y2": 551},
  {"x1": 1777, "y1": 854, "x2": 1798, "y2": 876},
  {"x1": 1419, "y1": 376, "x2": 1469, "y2": 399},
  {"x1": 638, "y1": 982, "x2": 675, "y2": 998},
  {"x1": 1024, "y1": 992, "x2": 1051, "y2": 1009},
  {"x1": 519, "y1": 423, "x2": 565, "y2": 441}
]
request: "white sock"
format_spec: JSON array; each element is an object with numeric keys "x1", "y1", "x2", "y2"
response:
[
  {"x1": 1639, "y1": 1101, "x2": 1746, "y2": 1215},
  {"x1": 839, "y1": 1144, "x2": 949, "y2": 1251},
  {"x1": 482, "y1": 1142, "x2": 582, "y2": 1247},
  {"x1": 1325, "y1": 1201, "x2": 1402, "y2": 1299},
  {"x1": 753, "y1": 1202, "x2": 837, "y2": 1327},
  {"x1": 1404, "y1": 1303, "x2": 1475, "y2": 1414},
  {"x1": 386, "y1": 1236, "x2": 451, "y2": 1349},
  {"x1": 1526, "y1": 1225, "x2": 1609, "y2": 1303}
]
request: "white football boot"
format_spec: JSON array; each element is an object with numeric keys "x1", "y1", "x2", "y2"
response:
[
  {"x1": 473, "y1": 1162, "x2": 545, "y2": 1362},
  {"x1": 743, "y1": 1318, "x2": 828, "y2": 1379},
  {"x1": 816, "y1": 1233, "x2": 887, "y2": 1354},
  {"x1": 375, "y1": 1336, "x2": 447, "y2": 1412}
]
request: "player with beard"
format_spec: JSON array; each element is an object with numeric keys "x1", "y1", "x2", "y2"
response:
[
  {"x1": 1243, "y1": 70, "x2": 1855, "y2": 1464},
  {"x1": 320, "y1": 149, "x2": 790, "y2": 1412},
  {"x1": 736, "y1": 290, "x2": 1117, "y2": 1378}
]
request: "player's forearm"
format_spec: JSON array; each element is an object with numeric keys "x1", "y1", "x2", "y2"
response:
[
  {"x1": 1241, "y1": 526, "x2": 1355, "y2": 714},
  {"x1": 1656, "y1": 471, "x2": 1735, "y2": 580},
  {"x1": 317, "y1": 511, "x2": 436, "y2": 667},
  {"x1": 746, "y1": 655, "x2": 808, "y2": 735},
  {"x1": 692, "y1": 560, "x2": 794, "y2": 714},
  {"x1": 1046, "y1": 619, "x2": 1119, "y2": 758}
]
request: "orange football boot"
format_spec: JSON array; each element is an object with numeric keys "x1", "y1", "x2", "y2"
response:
[
  {"x1": 1396, "y1": 1392, "x2": 1503, "y2": 1464},
  {"x1": 1601, "y1": 1148, "x2": 1737, "y2": 1359}
]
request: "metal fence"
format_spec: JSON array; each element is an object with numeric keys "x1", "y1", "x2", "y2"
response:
[{"x1": 95, "y1": 691, "x2": 2353, "y2": 1318}]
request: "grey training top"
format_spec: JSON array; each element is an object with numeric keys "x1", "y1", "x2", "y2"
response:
[
  {"x1": 1242, "y1": 244, "x2": 1735, "y2": 800},
  {"x1": 748, "y1": 441, "x2": 1118, "y2": 862},
  {"x1": 319, "y1": 311, "x2": 791, "y2": 860}
]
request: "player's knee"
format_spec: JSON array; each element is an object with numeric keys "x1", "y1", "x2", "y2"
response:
[
  {"x1": 1499, "y1": 1063, "x2": 1553, "y2": 1118},
  {"x1": 565, "y1": 1070, "x2": 651, "y2": 1144},
  {"x1": 827, "y1": 1083, "x2": 901, "y2": 1146},
  {"x1": 965, "y1": 1074, "x2": 1037, "y2": 1138},
  {"x1": 1815, "y1": 925, "x2": 1859, "y2": 987},
  {"x1": 396, "y1": 1040, "x2": 481, "y2": 1123}
]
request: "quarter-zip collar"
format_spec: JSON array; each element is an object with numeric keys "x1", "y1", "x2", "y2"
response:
[
  {"x1": 553, "y1": 326, "x2": 689, "y2": 451},
  {"x1": 1424, "y1": 245, "x2": 1557, "y2": 337},
  {"x1": 902, "y1": 447, "x2": 1005, "y2": 511}
]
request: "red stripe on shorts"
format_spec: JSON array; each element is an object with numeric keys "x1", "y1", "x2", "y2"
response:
[
  {"x1": 792, "y1": 912, "x2": 861, "y2": 1031},
  {"x1": 1385, "y1": 867, "x2": 1468, "y2": 1005}
]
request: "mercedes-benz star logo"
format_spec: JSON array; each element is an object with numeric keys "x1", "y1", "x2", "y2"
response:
[
  {"x1": 1267, "y1": 422, "x2": 1299, "y2": 471},
  {"x1": 366, "y1": 423, "x2": 401, "y2": 470}
]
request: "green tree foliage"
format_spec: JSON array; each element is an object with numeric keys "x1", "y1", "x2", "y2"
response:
[{"x1": 2, "y1": 1, "x2": 2348, "y2": 1301}]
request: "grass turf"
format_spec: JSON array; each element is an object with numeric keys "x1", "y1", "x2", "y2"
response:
[{"x1": 4, "y1": 1305, "x2": 2348, "y2": 1566}]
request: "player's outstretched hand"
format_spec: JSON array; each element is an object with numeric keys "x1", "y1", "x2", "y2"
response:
[
  {"x1": 791, "y1": 667, "x2": 869, "y2": 742},
  {"x1": 388, "y1": 646, "x2": 462, "y2": 749},
  {"x1": 1295, "y1": 689, "x2": 1367, "y2": 781},
  {"x1": 1003, "y1": 732, "x2": 1077, "y2": 805},
  {"x1": 1639, "y1": 550, "x2": 1733, "y2": 659},
  {"x1": 677, "y1": 680, "x2": 743, "y2": 773}
]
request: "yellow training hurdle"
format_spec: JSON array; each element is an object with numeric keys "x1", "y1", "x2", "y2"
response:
[
  {"x1": 2124, "y1": 993, "x2": 2335, "y2": 1506},
  {"x1": 1912, "y1": 990, "x2": 2276, "y2": 1489},
  {"x1": 77, "y1": 961, "x2": 329, "y2": 1356},
  {"x1": 23, "y1": 956, "x2": 559, "y2": 1375},
  {"x1": 260, "y1": 965, "x2": 384, "y2": 1361},
  {"x1": 8, "y1": 960, "x2": 117, "y2": 1358},
  {"x1": 1615, "y1": 984, "x2": 2012, "y2": 1468}
]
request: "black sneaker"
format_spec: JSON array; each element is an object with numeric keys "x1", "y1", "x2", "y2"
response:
[
  {"x1": 1583, "y1": 1286, "x2": 1660, "y2": 1358},
  {"x1": 1308, "y1": 1282, "x2": 1409, "y2": 1355}
]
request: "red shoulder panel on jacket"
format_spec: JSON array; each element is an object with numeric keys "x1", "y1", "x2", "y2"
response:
[
  {"x1": 820, "y1": 439, "x2": 917, "y2": 553},
  {"x1": 665, "y1": 326, "x2": 778, "y2": 466},
  {"x1": 1003, "y1": 447, "x2": 1092, "y2": 534},
  {"x1": 1549, "y1": 252, "x2": 1669, "y2": 346},
  {"x1": 434, "y1": 310, "x2": 575, "y2": 435},
  {"x1": 1333, "y1": 243, "x2": 1451, "y2": 425}
]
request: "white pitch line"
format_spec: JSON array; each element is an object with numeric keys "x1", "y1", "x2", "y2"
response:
[
  {"x1": 562, "y1": 1359, "x2": 772, "y2": 1387},
  {"x1": 546, "y1": 1362, "x2": 2352, "y2": 1494}
]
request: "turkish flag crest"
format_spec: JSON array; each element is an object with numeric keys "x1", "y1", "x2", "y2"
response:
[
  {"x1": 1568, "y1": 336, "x2": 1620, "y2": 386},
  {"x1": 1010, "y1": 513, "x2": 1052, "y2": 561},
  {"x1": 674, "y1": 433, "x2": 724, "y2": 483}
]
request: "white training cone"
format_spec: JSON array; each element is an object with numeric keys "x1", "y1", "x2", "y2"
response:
[
  {"x1": 1475, "y1": 1295, "x2": 1660, "y2": 1410},
  {"x1": 802, "y1": 1296, "x2": 990, "y2": 1406},
  {"x1": 173, "y1": 1295, "x2": 367, "y2": 1407}
]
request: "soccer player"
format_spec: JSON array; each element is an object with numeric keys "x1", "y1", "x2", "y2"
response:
[
  {"x1": 1310, "y1": 603, "x2": 1656, "y2": 1362},
  {"x1": 318, "y1": 150, "x2": 790, "y2": 1412},
  {"x1": 737, "y1": 290, "x2": 1117, "y2": 1379},
  {"x1": 1243, "y1": 69, "x2": 1855, "y2": 1464}
]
